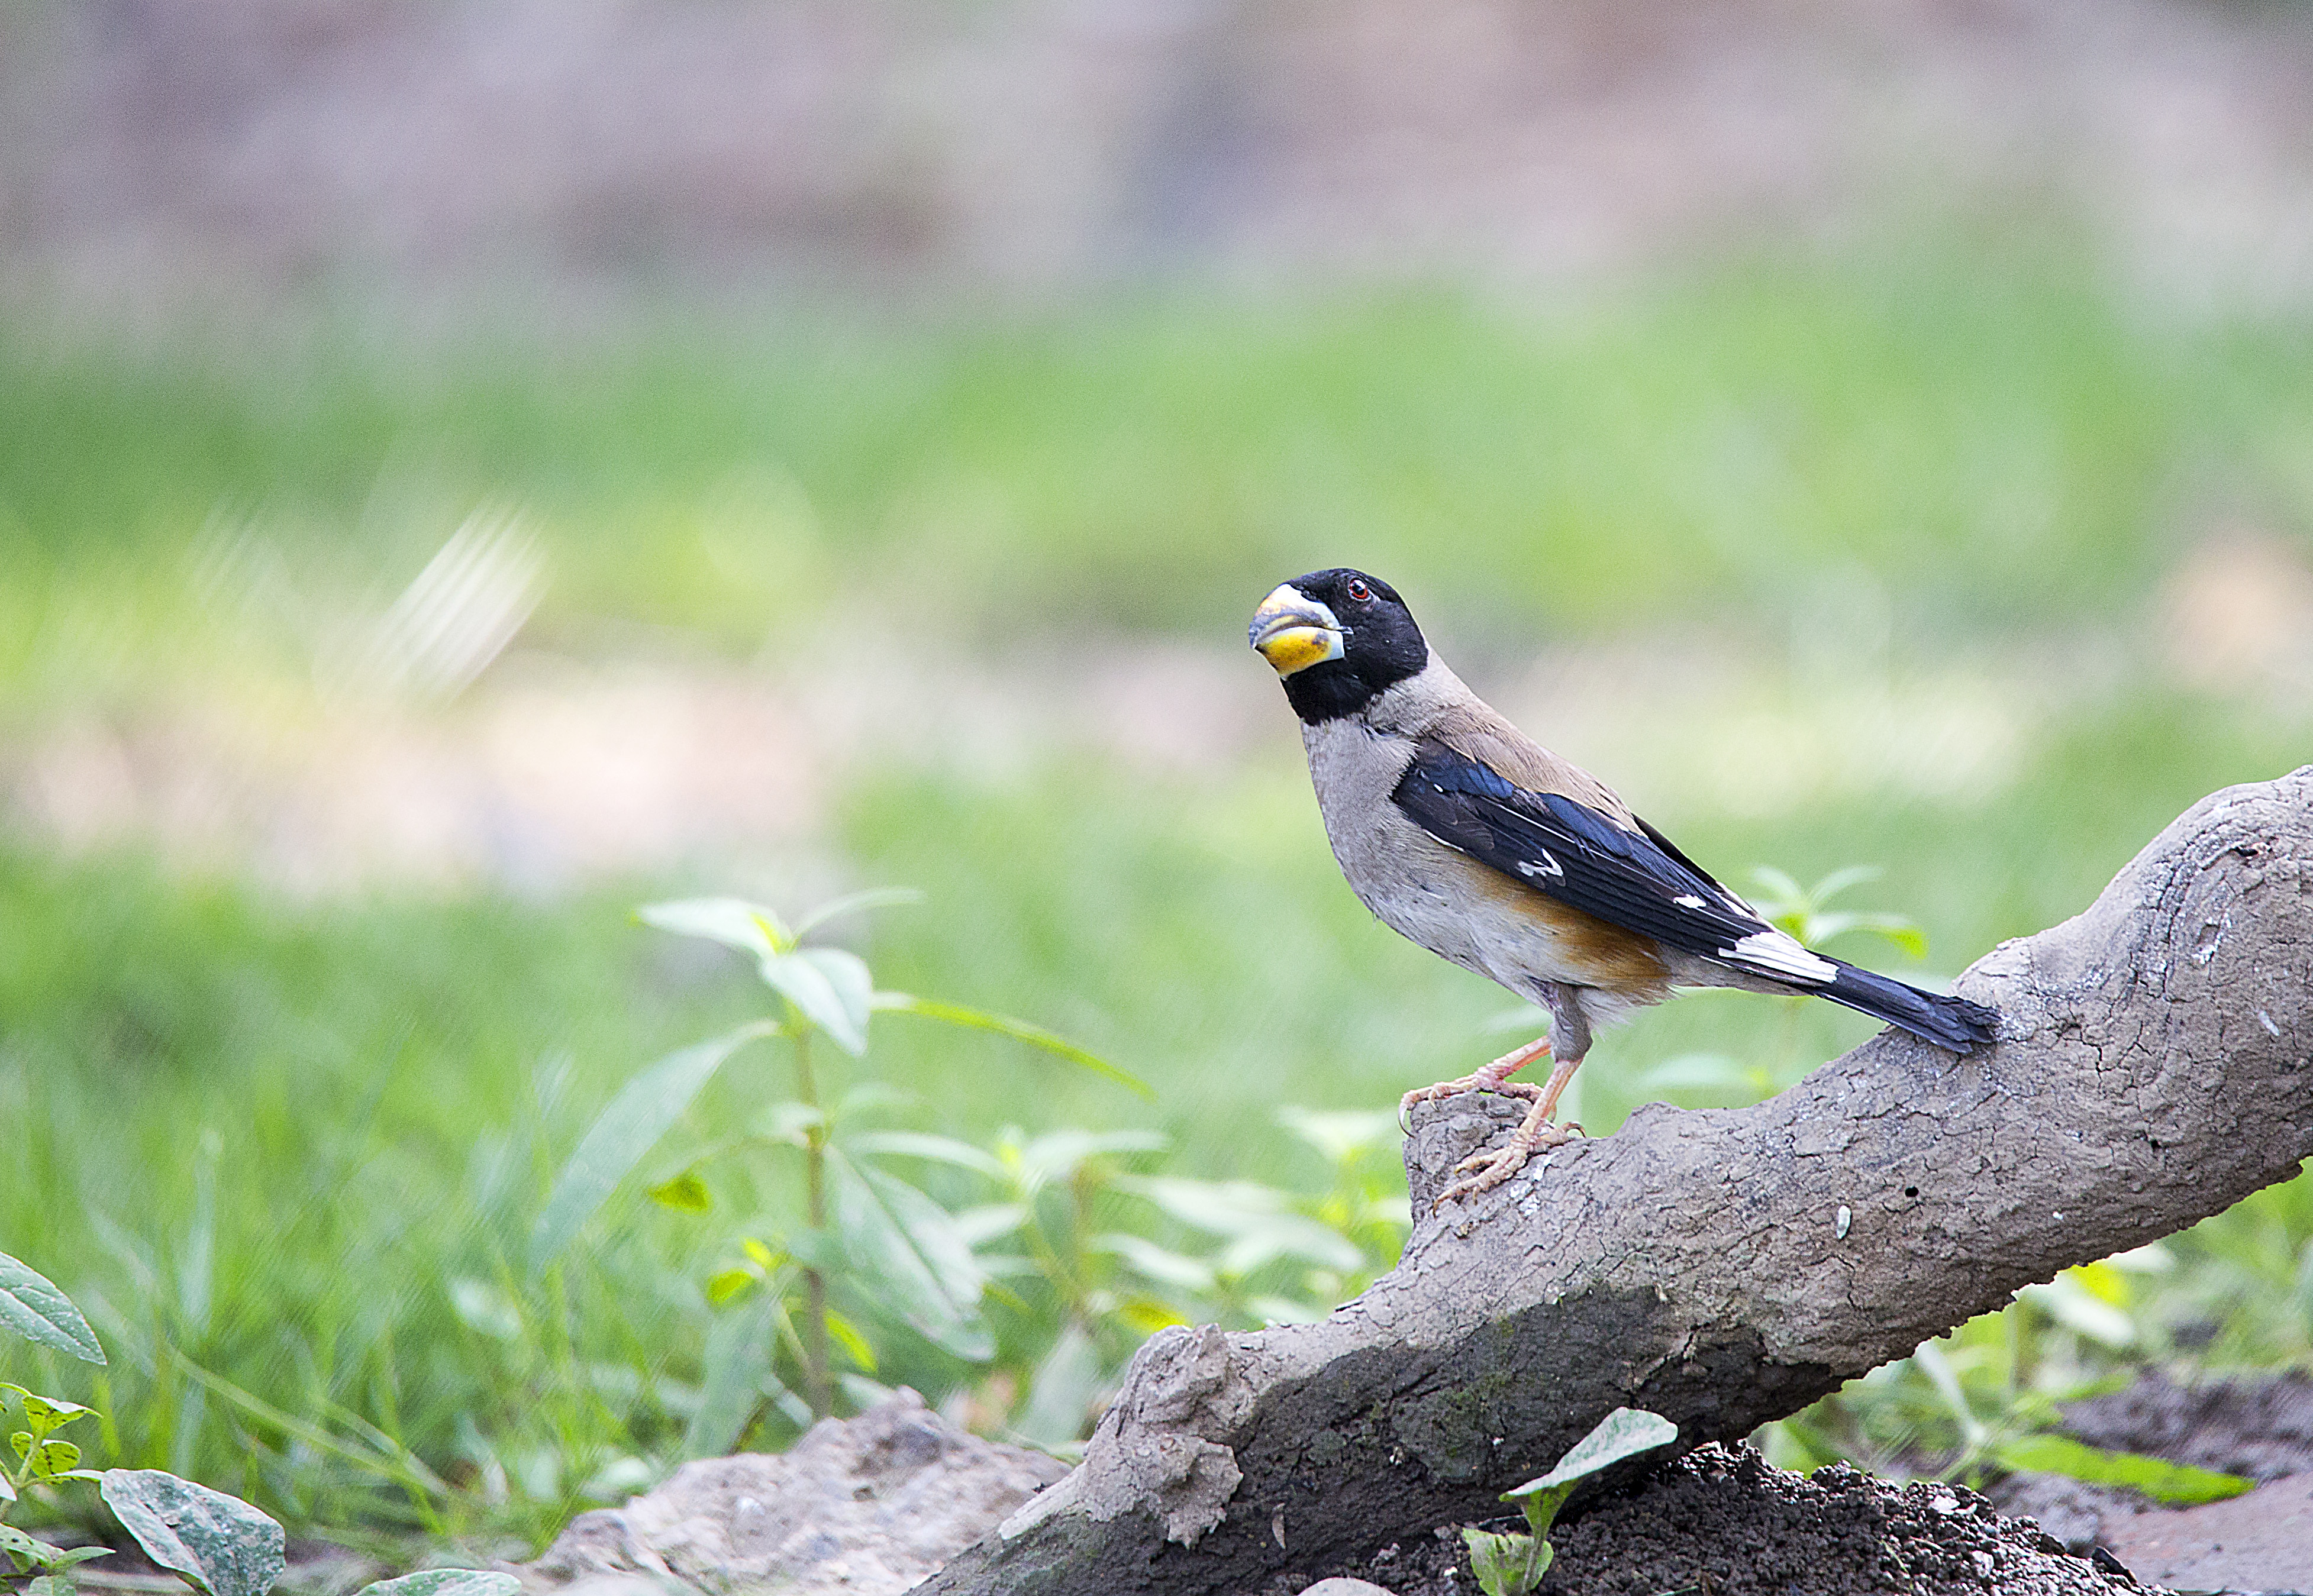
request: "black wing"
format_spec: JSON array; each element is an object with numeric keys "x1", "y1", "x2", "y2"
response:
[
  {"x1": 1390, "y1": 739, "x2": 1999, "y2": 1049},
  {"x1": 1389, "y1": 739, "x2": 1824, "y2": 981}
]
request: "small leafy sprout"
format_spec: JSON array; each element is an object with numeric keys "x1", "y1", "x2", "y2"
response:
[
  {"x1": 1463, "y1": 1407, "x2": 1678, "y2": 1596},
  {"x1": 533, "y1": 889, "x2": 1146, "y2": 1434}
]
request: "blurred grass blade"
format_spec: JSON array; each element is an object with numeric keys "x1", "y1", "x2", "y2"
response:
[
  {"x1": 0, "y1": 1253, "x2": 105, "y2": 1364},
  {"x1": 530, "y1": 1023, "x2": 770, "y2": 1277},
  {"x1": 1993, "y1": 1435, "x2": 2253, "y2": 1505},
  {"x1": 1908, "y1": 1340, "x2": 1986, "y2": 1449},
  {"x1": 827, "y1": 1149, "x2": 993, "y2": 1361},
  {"x1": 100, "y1": 1469, "x2": 285, "y2": 1596},
  {"x1": 355, "y1": 509, "x2": 543, "y2": 702},
  {"x1": 163, "y1": 1351, "x2": 450, "y2": 1504},
  {"x1": 877, "y1": 994, "x2": 1150, "y2": 1099},
  {"x1": 789, "y1": 888, "x2": 924, "y2": 940}
]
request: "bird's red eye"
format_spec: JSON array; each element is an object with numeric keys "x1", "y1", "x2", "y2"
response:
[{"x1": 1346, "y1": 578, "x2": 1372, "y2": 603}]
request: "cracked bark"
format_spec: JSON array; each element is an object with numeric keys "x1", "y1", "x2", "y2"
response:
[{"x1": 921, "y1": 768, "x2": 2313, "y2": 1596}]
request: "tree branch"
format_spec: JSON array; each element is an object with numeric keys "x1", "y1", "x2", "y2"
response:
[{"x1": 924, "y1": 768, "x2": 2313, "y2": 1595}]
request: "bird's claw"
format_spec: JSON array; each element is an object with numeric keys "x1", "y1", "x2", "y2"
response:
[
  {"x1": 1397, "y1": 1076, "x2": 1543, "y2": 1135},
  {"x1": 1431, "y1": 1120, "x2": 1583, "y2": 1210}
]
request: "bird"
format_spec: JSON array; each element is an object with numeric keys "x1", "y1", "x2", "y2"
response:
[{"x1": 1249, "y1": 567, "x2": 1997, "y2": 1209}]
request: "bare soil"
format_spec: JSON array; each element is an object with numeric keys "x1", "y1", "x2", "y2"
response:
[{"x1": 1264, "y1": 1444, "x2": 2131, "y2": 1596}]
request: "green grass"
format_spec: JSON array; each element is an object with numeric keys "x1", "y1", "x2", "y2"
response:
[
  {"x1": 2, "y1": 244, "x2": 2311, "y2": 1545},
  {"x1": 10, "y1": 250, "x2": 2313, "y2": 700}
]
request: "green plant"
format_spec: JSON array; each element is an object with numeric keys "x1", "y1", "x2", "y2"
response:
[
  {"x1": 532, "y1": 891, "x2": 1144, "y2": 1445},
  {"x1": 1759, "y1": 1248, "x2": 2258, "y2": 1506},
  {"x1": 1462, "y1": 1408, "x2": 1679, "y2": 1596},
  {"x1": 0, "y1": 1251, "x2": 510, "y2": 1596}
]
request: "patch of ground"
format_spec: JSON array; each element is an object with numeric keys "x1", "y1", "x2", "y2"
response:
[
  {"x1": 1266, "y1": 1445, "x2": 2130, "y2": 1596},
  {"x1": 523, "y1": 1389, "x2": 1065, "y2": 1596},
  {"x1": 1985, "y1": 1367, "x2": 2313, "y2": 1570},
  {"x1": 1976, "y1": 1368, "x2": 2313, "y2": 1593},
  {"x1": 2062, "y1": 1368, "x2": 2313, "y2": 1485},
  {"x1": 2101, "y1": 1473, "x2": 2313, "y2": 1594}
]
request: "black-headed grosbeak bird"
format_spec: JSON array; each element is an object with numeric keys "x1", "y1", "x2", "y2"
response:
[{"x1": 1251, "y1": 568, "x2": 1996, "y2": 1209}]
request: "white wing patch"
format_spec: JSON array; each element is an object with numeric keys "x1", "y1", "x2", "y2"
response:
[
  {"x1": 1723, "y1": 928, "x2": 1837, "y2": 985},
  {"x1": 1515, "y1": 851, "x2": 1564, "y2": 880},
  {"x1": 1673, "y1": 893, "x2": 1706, "y2": 908}
]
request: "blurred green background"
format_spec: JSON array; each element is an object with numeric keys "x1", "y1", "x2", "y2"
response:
[{"x1": 4, "y1": 0, "x2": 2313, "y2": 1561}]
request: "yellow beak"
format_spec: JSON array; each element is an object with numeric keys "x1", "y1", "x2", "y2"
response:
[{"x1": 1249, "y1": 584, "x2": 1346, "y2": 677}]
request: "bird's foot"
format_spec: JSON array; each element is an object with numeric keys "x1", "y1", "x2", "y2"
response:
[
  {"x1": 1398, "y1": 1073, "x2": 1543, "y2": 1134},
  {"x1": 1431, "y1": 1117, "x2": 1583, "y2": 1211}
]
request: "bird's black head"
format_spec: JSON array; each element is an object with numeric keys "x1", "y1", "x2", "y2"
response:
[{"x1": 1248, "y1": 567, "x2": 1430, "y2": 723}]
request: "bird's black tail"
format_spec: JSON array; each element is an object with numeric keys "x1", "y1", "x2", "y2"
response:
[{"x1": 1819, "y1": 959, "x2": 1997, "y2": 1054}]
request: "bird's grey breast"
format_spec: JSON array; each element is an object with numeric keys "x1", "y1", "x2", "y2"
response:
[{"x1": 1300, "y1": 716, "x2": 1493, "y2": 975}]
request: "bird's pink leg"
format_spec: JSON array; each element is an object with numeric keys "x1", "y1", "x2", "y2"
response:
[
  {"x1": 1398, "y1": 1033, "x2": 1553, "y2": 1133},
  {"x1": 1433, "y1": 1055, "x2": 1586, "y2": 1210}
]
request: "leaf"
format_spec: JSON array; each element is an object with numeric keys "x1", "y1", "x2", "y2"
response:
[
  {"x1": 706, "y1": 1269, "x2": 758, "y2": 1306},
  {"x1": 1016, "y1": 1323, "x2": 1104, "y2": 1449},
  {"x1": 2, "y1": 1387, "x2": 96, "y2": 1443},
  {"x1": 353, "y1": 1571, "x2": 523, "y2": 1596},
  {"x1": 789, "y1": 887, "x2": 924, "y2": 940},
  {"x1": 761, "y1": 1100, "x2": 827, "y2": 1145},
  {"x1": 2018, "y1": 1275, "x2": 2137, "y2": 1349},
  {"x1": 0, "y1": 1523, "x2": 48, "y2": 1570},
  {"x1": 827, "y1": 1151, "x2": 993, "y2": 1361},
  {"x1": 1116, "y1": 1176, "x2": 1362, "y2": 1271},
  {"x1": 821, "y1": 1310, "x2": 879, "y2": 1374},
  {"x1": 0, "y1": 1253, "x2": 105, "y2": 1365},
  {"x1": 528, "y1": 1025, "x2": 766, "y2": 1276},
  {"x1": 1275, "y1": 1107, "x2": 1399, "y2": 1165},
  {"x1": 101, "y1": 1469, "x2": 285, "y2": 1596},
  {"x1": 683, "y1": 1294, "x2": 780, "y2": 1461},
  {"x1": 639, "y1": 897, "x2": 790, "y2": 955},
  {"x1": 49, "y1": 1546, "x2": 115, "y2": 1569},
  {"x1": 1993, "y1": 1435, "x2": 2253, "y2": 1505},
  {"x1": 1506, "y1": 1408, "x2": 1679, "y2": 1499},
  {"x1": 30, "y1": 1438, "x2": 80, "y2": 1478},
  {"x1": 847, "y1": 1131, "x2": 1005, "y2": 1178},
  {"x1": 1008, "y1": 1129, "x2": 1169, "y2": 1190},
  {"x1": 1091, "y1": 1233, "x2": 1217, "y2": 1293},
  {"x1": 875, "y1": 995, "x2": 1152, "y2": 1099},
  {"x1": 1462, "y1": 1526, "x2": 1549, "y2": 1596},
  {"x1": 760, "y1": 948, "x2": 873, "y2": 1056},
  {"x1": 949, "y1": 1203, "x2": 1031, "y2": 1248},
  {"x1": 1115, "y1": 1295, "x2": 1192, "y2": 1336},
  {"x1": 1504, "y1": 1408, "x2": 1678, "y2": 1539},
  {"x1": 648, "y1": 1172, "x2": 713, "y2": 1213}
]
